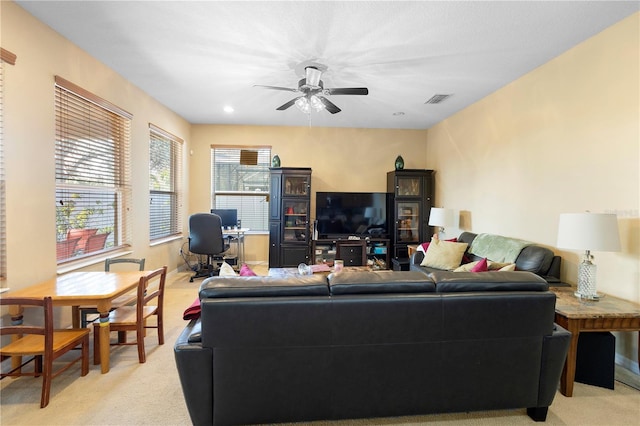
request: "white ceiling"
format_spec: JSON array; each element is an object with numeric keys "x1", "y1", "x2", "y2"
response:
[{"x1": 16, "y1": 1, "x2": 639, "y2": 129}]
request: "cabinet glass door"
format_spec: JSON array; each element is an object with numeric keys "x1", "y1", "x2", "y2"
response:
[
  {"x1": 396, "y1": 176, "x2": 421, "y2": 197},
  {"x1": 283, "y1": 176, "x2": 309, "y2": 196},
  {"x1": 283, "y1": 200, "x2": 309, "y2": 242},
  {"x1": 396, "y1": 201, "x2": 420, "y2": 244}
]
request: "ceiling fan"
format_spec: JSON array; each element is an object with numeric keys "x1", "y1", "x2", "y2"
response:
[{"x1": 254, "y1": 66, "x2": 368, "y2": 114}]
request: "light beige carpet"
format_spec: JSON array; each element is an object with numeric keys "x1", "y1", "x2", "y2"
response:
[{"x1": 1, "y1": 269, "x2": 639, "y2": 426}]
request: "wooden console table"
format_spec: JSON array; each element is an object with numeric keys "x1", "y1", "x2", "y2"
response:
[{"x1": 550, "y1": 286, "x2": 640, "y2": 397}]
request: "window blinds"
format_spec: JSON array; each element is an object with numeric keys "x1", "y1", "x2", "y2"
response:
[
  {"x1": 211, "y1": 146, "x2": 271, "y2": 231},
  {"x1": 149, "y1": 124, "x2": 183, "y2": 240},
  {"x1": 54, "y1": 76, "x2": 132, "y2": 262},
  {"x1": 0, "y1": 58, "x2": 6, "y2": 278}
]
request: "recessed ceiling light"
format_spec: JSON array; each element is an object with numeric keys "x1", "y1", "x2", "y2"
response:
[
  {"x1": 223, "y1": 106, "x2": 234, "y2": 113},
  {"x1": 393, "y1": 112, "x2": 405, "y2": 116}
]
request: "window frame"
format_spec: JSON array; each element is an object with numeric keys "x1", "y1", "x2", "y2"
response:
[
  {"x1": 149, "y1": 123, "x2": 183, "y2": 242},
  {"x1": 54, "y1": 76, "x2": 132, "y2": 264},
  {"x1": 210, "y1": 145, "x2": 271, "y2": 233}
]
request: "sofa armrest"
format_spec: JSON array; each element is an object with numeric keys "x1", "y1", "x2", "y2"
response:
[
  {"x1": 174, "y1": 319, "x2": 213, "y2": 426},
  {"x1": 537, "y1": 324, "x2": 571, "y2": 407}
]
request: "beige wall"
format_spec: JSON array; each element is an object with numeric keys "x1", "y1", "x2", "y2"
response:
[
  {"x1": 2, "y1": 1, "x2": 191, "y2": 290},
  {"x1": 190, "y1": 125, "x2": 428, "y2": 262},
  {"x1": 426, "y1": 13, "x2": 639, "y2": 367}
]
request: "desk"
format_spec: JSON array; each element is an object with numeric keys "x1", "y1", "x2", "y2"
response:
[
  {"x1": 222, "y1": 228, "x2": 248, "y2": 267},
  {"x1": 6, "y1": 271, "x2": 151, "y2": 374},
  {"x1": 551, "y1": 286, "x2": 640, "y2": 396}
]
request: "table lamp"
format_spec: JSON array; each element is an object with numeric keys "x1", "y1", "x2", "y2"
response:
[
  {"x1": 428, "y1": 208, "x2": 455, "y2": 238},
  {"x1": 557, "y1": 212, "x2": 621, "y2": 300}
]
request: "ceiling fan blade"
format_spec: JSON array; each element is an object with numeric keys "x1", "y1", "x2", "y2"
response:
[
  {"x1": 317, "y1": 96, "x2": 341, "y2": 114},
  {"x1": 276, "y1": 97, "x2": 300, "y2": 111},
  {"x1": 254, "y1": 84, "x2": 298, "y2": 92},
  {"x1": 326, "y1": 87, "x2": 369, "y2": 96}
]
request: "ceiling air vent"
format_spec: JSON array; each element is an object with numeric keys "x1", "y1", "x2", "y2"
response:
[{"x1": 425, "y1": 94, "x2": 452, "y2": 104}]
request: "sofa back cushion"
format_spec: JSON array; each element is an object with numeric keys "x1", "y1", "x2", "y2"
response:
[
  {"x1": 199, "y1": 275, "x2": 329, "y2": 299},
  {"x1": 515, "y1": 245, "x2": 554, "y2": 275},
  {"x1": 429, "y1": 271, "x2": 549, "y2": 293},
  {"x1": 328, "y1": 271, "x2": 435, "y2": 295}
]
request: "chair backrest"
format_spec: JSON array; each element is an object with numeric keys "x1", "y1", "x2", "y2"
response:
[
  {"x1": 105, "y1": 257, "x2": 146, "y2": 272},
  {"x1": 189, "y1": 213, "x2": 225, "y2": 255},
  {"x1": 85, "y1": 232, "x2": 110, "y2": 253},
  {"x1": 0, "y1": 297, "x2": 53, "y2": 353},
  {"x1": 67, "y1": 228, "x2": 98, "y2": 252},
  {"x1": 57, "y1": 238, "x2": 80, "y2": 261},
  {"x1": 136, "y1": 266, "x2": 168, "y2": 322}
]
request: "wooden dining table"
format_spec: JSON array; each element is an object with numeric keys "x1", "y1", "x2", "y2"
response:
[{"x1": 5, "y1": 270, "x2": 152, "y2": 374}]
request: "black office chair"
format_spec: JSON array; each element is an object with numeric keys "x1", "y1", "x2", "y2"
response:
[{"x1": 188, "y1": 213, "x2": 228, "y2": 282}]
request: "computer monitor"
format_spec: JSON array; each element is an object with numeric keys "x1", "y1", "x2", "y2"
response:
[{"x1": 210, "y1": 209, "x2": 238, "y2": 229}]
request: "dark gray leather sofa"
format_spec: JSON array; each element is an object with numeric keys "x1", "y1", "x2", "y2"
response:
[
  {"x1": 411, "y1": 232, "x2": 562, "y2": 283},
  {"x1": 174, "y1": 271, "x2": 570, "y2": 425}
]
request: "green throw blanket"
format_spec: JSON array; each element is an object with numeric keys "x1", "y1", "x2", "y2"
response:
[{"x1": 469, "y1": 233, "x2": 531, "y2": 263}]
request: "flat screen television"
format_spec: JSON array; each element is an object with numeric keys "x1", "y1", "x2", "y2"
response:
[{"x1": 315, "y1": 192, "x2": 390, "y2": 239}]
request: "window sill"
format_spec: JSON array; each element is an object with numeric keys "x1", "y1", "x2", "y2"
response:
[{"x1": 150, "y1": 235, "x2": 183, "y2": 247}]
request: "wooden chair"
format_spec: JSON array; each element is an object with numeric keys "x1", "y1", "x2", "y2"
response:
[
  {"x1": 56, "y1": 237, "x2": 80, "y2": 261},
  {"x1": 78, "y1": 257, "x2": 146, "y2": 328},
  {"x1": 93, "y1": 266, "x2": 167, "y2": 364},
  {"x1": 0, "y1": 296, "x2": 90, "y2": 408},
  {"x1": 84, "y1": 232, "x2": 110, "y2": 253},
  {"x1": 66, "y1": 228, "x2": 97, "y2": 253}
]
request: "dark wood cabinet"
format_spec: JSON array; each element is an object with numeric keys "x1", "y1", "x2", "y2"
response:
[
  {"x1": 387, "y1": 169, "x2": 434, "y2": 260},
  {"x1": 336, "y1": 240, "x2": 367, "y2": 266},
  {"x1": 312, "y1": 238, "x2": 390, "y2": 269},
  {"x1": 268, "y1": 167, "x2": 312, "y2": 268}
]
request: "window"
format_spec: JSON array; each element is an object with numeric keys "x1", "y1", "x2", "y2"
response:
[
  {"x1": 0, "y1": 49, "x2": 14, "y2": 279},
  {"x1": 210, "y1": 146, "x2": 271, "y2": 231},
  {"x1": 149, "y1": 124, "x2": 183, "y2": 241},
  {"x1": 55, "y1": 76, "x2": 132, "y2": 263}
]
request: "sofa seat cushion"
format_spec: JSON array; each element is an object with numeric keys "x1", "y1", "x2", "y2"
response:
[
  {"x1": 429, "y1": 271, "x2": 548, "y2": 293},
  {"x1": 328, "y1": 271, "x2": 435, "y2": 295},
  {"x1": 200, "y1": 275, "x2": 329, "y2": 298}
]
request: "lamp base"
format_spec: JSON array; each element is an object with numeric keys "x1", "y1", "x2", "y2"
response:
[
  {"x1": 574, "y1": 256, "x2": 601, "y2": 301},
  {"x1": 574, "y1": 291, "x2": 604, "y2": 301}
]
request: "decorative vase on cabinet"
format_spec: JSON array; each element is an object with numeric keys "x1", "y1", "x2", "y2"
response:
[{"x1": 269, "y1": 167, "x2": 312, "y2": 267}]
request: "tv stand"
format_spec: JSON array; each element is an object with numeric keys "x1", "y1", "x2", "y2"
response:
[{"x1": 312, "y1": 238, "x2": 390, "y2": 269}]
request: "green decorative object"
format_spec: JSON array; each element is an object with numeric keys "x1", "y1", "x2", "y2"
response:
[
  {"x1": 271, "y1": 154, "x2": 281, "y2": 168},
  {"x1": 395, "y1": 155, "x2": 404, "y2": 170}
]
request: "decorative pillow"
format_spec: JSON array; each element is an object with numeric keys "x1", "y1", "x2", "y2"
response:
[
  {"x1": 453, "y1": 260, "x2": 479, "y2": 272},
  {"x1": 453, "y1": 258, "x2": 489, "y2": 273},
  {"x1": 487, "y1": 261, "x2": 509, "y2": 270},
  {"x1": 499, "y1": 263, "x2": 517, "y2": 271},
  {"x1": 239, "y1": 263, "x2": 257, "y2": 276},
  {"x1": 470, "y1": 257, "x2": 488, "y2": 272},
  {"x1": 219, "y1": 261, "x2": 237, "y2": 277},
  {"x1": 420, "y1": 239, "x2": 468, "y2": 270},
  {"x1": 418, "y1": 237, "x2": 457, "y2": 252}
]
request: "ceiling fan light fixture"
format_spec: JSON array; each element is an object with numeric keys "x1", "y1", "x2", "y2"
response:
[
  {"x1": 309, "y1": 95, "x2": 324, "y2": 112},
  {"x1": 295, "y1": 97, "x2": 310, "y2": 114}
]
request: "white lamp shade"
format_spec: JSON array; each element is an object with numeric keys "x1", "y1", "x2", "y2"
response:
[
  {"x1": 557, "y1": 213, "x2": 621, "y2": 252},
  {"x1": 428, "y1": 208, "x2": 455, "y2": 227}
]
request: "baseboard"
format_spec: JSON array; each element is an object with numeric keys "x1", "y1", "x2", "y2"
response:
[{"x1": 615, "y1": 354, "x2": 639, "y2": 375}]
